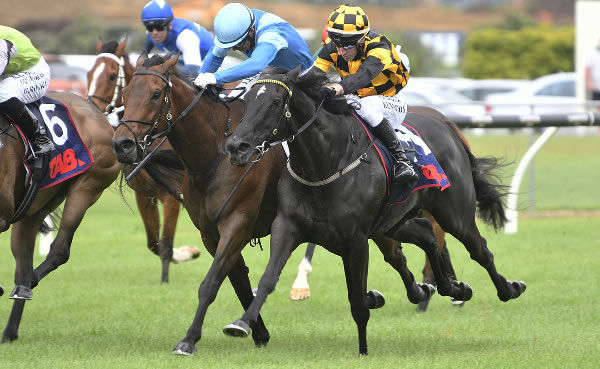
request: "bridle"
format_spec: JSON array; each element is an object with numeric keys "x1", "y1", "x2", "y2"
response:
[
  {"x1": 250, "y1": 78, "x2": 325, "y2": 159},
  {"x1": 87, "y1": 52, "x2": 127, "y2": 115}
]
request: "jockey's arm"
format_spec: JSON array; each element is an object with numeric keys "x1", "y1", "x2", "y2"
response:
[
  {"x1": 175, "y1": 29, "x2": 202, "y2": 74},
  {"x1": 339, "y1": 55, "x2": 384, "y2": 95},
  {"x1": 200, "y1": 46, "x2": 227, "y2": 74},
  {"x1": 213, "y1": 42, "x2": 278, "y2": 85},
  {"x1": 0, "y1": 40, "x2": 15, "y2": 75}
]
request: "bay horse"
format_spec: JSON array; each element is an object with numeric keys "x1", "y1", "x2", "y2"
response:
[
  {"x1": 225, "y1": 67, "x2": 527, "y2": 355},
  {"x1": 111, "y1": 55, "x2": 444, "y2": 356},
  {"x1": 87, "y1": 38, "x2": 194, "y2": 283},
  {"x1": 1, "y1": 91, "x2": 121, "y2": 343}
]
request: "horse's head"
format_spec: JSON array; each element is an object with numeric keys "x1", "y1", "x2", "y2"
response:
[
  {"x1": 226, "y1": 68, "x2": 301, "y2": 167},
  {"x1": 111, "y1": 53, "x2": 181, "y2": 164},
  {"x1": 87, "y1": 38, "x2": 131, "y2": 114}
]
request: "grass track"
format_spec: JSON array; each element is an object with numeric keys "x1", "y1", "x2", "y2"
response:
[{"x1": 0, "y1": 133, "x2": 598, "y2": 368}]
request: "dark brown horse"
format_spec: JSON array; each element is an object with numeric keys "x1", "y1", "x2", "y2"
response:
[
  {"x1": 1, "y1": 91, "x2": 121, "y2": 343},
  {"x1": 87, "y1": 38, "x2": 195, "y2": 283},
  {"x1": 225, "y1": 68, "x2": 526, "y2": 355},
  {"x1": 111, "y1": 55, "x2": 443, "y2": 356}
]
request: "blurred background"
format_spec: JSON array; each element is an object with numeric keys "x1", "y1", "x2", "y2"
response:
[{"x1": 4, "y1": 0, "x2": 598, "y2": 128}]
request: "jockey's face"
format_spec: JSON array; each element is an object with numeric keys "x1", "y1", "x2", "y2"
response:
[
  {"x1": 147, "y1": 22, "x2": 171, "y2": 44},
  {"x1": 337, "y1": 45, "x2": 358, "y2": 61},
  {"x1": 233, "y1": 28, "x2": 255, "y2": 53}
]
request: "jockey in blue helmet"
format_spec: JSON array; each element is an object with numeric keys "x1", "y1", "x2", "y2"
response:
[
  {"x1": 141, "y1": 0, "x2": 214, "y2": 75},
  {"x1": 193, "y1": 3, "x2": 313, "y2": 96}
]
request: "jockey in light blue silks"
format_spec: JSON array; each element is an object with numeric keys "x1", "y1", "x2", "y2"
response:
[
  {"x1": 141, "y1": 0, "x2": 214, "y2": 75},
  {"x1": 193, "y1": 3, "x2": 314, "y2": 97}
]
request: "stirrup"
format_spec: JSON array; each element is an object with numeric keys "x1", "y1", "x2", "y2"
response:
[
  {"x1": 394, "y1": 161, "x2": 417, "y2": 183},
  {"x1": 32, "y1": 135, "x2": 55, "y2": 155}
]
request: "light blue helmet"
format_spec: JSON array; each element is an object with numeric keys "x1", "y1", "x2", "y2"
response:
[
  {"x1": 141, "y1": 0, "x2": 174, "y2": 23},
  {"x1": 213, "y1": 3, "x2": 255, "y2": 49}
]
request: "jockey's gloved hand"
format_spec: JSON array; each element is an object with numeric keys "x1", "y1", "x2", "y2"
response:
[
  {"x1": 193, "y1": 73, "x2": 217, "y2": 88},
  {"x1": 319, "y1": 86, "x2": 337, "y2": 100}
]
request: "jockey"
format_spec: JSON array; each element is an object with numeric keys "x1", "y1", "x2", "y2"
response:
[
  {"x1": 193, "y1": 2, "x2": 313, "y2": 97},
  {"x1": 312, "y1": 4, "x2": 417, "y2": 185},
  {"x1": 141, "y1": 0, "x2": 214, "y2": 75},
  {"x1": 0, "y1": 25, "x2": 54, "y2": 156}
]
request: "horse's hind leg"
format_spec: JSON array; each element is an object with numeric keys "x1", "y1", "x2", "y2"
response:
[
  {"x1": 448, "y1": 219, "x2": 526, "y2": 302},
  {"x1": 2, "y1": 215, "x2": 43, "y2": 343},
  {"x1": 289, "y1": 242, "x2": 316, "y2": 301},
  {"x1": 390, "y1": 218, "x2": 473, "y2": 302},
  {"x1": 372, "y1": 235, "x2": 434, "y2": 305},
  {"x1": 157, "y1": 194, "x2": 181, "y2": 283}
]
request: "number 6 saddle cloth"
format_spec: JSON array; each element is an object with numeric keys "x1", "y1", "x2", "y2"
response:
[{"x1": 20, "y1": 96, "x2": 93, "y2": 191}]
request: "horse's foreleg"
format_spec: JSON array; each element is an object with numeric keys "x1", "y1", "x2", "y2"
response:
[
  {"x1": 391, "y1": 218, "x2": 473, "y2": 302},
  {"x1": 417, "y1": 212, "x2": 446, "y2": 311},
  {"x1": 341, "y1": 237, "x2": 370, "y2": 356},
  {"x1": 289, "y1": 242, "x2": 316, "y2": 301},
  {"x1": 2, "y1": 219, "x2": 39, "y2": 343},
  {"x1": 135, "y1": 192, "x2": 160, "y2": 256},
  {"x1": 224, "y1": 218, "x2": 299, "y2": 340},
  {"x1": 158, "y1": 194, "x2": 180, "y2": 283}
]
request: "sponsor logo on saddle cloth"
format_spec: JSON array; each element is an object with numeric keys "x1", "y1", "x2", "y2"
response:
[
  {"x1": 22, "y1": 97, "x2": 93, "y2": 190},
  {"x1": 353, "y1": 114, "x2": 450, "y2": 204}
]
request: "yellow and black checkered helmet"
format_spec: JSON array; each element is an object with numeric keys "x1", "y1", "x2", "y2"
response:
[{"x1": 326, "y1": 4, "x2": 370, "y2": 48}]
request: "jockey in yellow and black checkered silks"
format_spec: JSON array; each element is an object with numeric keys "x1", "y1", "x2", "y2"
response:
[{"x1": 312, "y1": 4, "x2": 418, "y2": 185}]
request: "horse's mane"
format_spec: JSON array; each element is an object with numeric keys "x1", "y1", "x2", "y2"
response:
[{"x1": 293, "y1": 68, "x2": 354, "y2": 115}]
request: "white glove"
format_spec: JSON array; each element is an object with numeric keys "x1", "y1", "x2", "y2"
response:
[{"x1": 193, "y1": 73, "x2": 217, "y2": 88}]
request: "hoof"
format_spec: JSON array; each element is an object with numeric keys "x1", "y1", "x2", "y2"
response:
[
  {"x1": 367, "y1": 290, "x2": 385, "y2": 309},
  {"x1": 512, "y1": 280, "x2": 527, "y2": 297},
  {"x1": 453, "y1": 281, "x2": 473, "y2": 302},
  {"x1": 172, "y1": 341, "x2": 197, "y2": 356},
  {"x1": 252, "y1": 287, "x2": 258, "y2": 297},
  {"x1": 223, "y1": 319, "x2": 250, "y2": 338},
  {"x1": 450, "y1": 298, "x2": 465, "y2": 307},
  {"x1": 416, "y1": 298, "x2": 431, "y2": 312},
  {"x1": 172, "y1": 246, "x2": 200, "y2": 264},
  {"x1": 0, "y1": 285, "x2": 4, "y2": 297},
  {"x1": 9, "y1": 285, "x2": 32, "y2": 300},
  {"x1": 289, "y1": 287, "x2": 310, "y2": 301}
]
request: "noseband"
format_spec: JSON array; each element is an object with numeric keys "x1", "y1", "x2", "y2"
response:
[{"x1": 87, "y1": 53, "x2": 127, "y2": 115}]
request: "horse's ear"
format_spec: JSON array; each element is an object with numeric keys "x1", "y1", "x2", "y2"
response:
[
  {"x1": 95, "y1": 37, "x2": 103, "y2": 54},
  {"x1": 287, "y1": 65, "x2": 302, "y2": 82},
  {"x1": 116, "y1": 36, "x2": 128, "y2": 57},
  {"x1": 136, "y1": 51, "x2": 148, "y2": 69},
  {"x1": 161, "y1": 54, "x2": 179, "y2": 73}
]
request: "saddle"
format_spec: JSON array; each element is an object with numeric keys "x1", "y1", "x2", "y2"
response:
[{"x1": 10, "y1": 97, "x2": 93, "y2": 223}]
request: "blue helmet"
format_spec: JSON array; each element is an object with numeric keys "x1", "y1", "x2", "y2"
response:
[
  {"x1": 141, "y1": 0, "x2": 174, "y2": 23},
  {"x1": 213, "y1": 3, "x2": 255, "y2": 49}
]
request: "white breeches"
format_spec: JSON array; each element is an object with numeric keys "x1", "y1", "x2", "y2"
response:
[
  {"x1": 345, "y1": 90, "x2": 407, "y2": 129},
  {"x1": 0, "y1": 58, "x2": 50, "y2": 103}
]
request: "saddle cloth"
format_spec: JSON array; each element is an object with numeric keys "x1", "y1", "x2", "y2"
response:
[
  {"x1": 353, "y1": 113, "x2": 451, "y2": 204},
  {"x1": 21, "y1": 96, "x2": 93, "y2": 190}
]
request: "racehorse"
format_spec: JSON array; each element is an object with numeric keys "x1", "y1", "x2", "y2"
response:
[
  {"x1": 225, "y1": 67, "x2": 527, "y2": 355},
  {"x1": 87, "y1": 38, "x2": 195, "y2": 283},
  {"x1": 111, "y1": 55, "x2": 444, "y2": 356},
  {"x1": 1, "y1": 91, "x2": 121, "y2": 343}
]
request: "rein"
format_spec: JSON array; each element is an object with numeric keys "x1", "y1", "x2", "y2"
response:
[{"x1": 250, "y1": 79, "x2": 369, "y2": 187}]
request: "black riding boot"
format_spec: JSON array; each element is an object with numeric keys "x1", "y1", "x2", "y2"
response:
[
  {"x1": 0, "y1": 97, "x2": 55, "y2": 156},
  {"x1": 372, "y1": 118, "x2": 417, "y2": 185}
]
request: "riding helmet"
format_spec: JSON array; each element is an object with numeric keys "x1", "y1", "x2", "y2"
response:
[
  {"x1": 141, "y1": 0, "x2": 174, "y2": 23},
  {"x1": 213, "y1": 3, "x2": 255, "y2": 49},
  {"x1": 326, "y1": 4, "x2": 370, "y2": 48}
]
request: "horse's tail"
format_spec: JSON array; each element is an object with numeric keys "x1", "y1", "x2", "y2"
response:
[{"x1": 443, "y1": 119, "x2": 509, "y2": 231}]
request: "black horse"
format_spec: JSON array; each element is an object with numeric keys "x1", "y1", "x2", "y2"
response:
[{"x1": 226, "y1": 67, "x2": 526, "y2": 355}]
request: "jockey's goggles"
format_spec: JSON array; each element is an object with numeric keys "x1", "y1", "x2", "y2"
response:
[
  {"x1": 144, "y1": 21, "x2": 169, "y2": 32},
  {"x1": 329, "y1": 33, "x2": 365, "y2": 50}
]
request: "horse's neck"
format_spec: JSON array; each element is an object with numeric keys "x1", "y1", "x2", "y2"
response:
[
  {"x1": 288, "y1": 105, "x2": 362, "y2": 181},
  {"x1": 168, "y1": 88, "x2": 234, "y2": 172},
  {"x1": 0, "y1": 120, "x2": 26, "y2": 203}
]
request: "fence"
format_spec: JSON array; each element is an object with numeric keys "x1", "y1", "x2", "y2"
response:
[{"x1": 447, "y1": 111, "x2": 600, "y2": 234}]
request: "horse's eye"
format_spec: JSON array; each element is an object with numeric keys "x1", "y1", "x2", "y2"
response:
[
  {"x1": 109, "y1": 73, "x2": 117, "y2": 81},
  {"x1": 152, "y1": 90, "x2": 162, "y2": 100}
]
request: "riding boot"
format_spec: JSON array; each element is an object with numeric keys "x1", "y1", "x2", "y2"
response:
[
  {"x1": 0, "y1": 97, "x2": 55, "y2": 156},
  {"x1": 372, "y1": 118, "x2": 417, "y2": 185}
]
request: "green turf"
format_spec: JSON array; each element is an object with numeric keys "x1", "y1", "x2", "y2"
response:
[{"x1": 0, "y1": 133, "x2": 598, "y2": 368}]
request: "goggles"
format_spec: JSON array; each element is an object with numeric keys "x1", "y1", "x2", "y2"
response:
[
  {"x1": 144, "y1": 21, "x2": 169, "y2": 32},
  {"x1": 329, "y1": 33, "x2": 364, "y2": 50}
]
